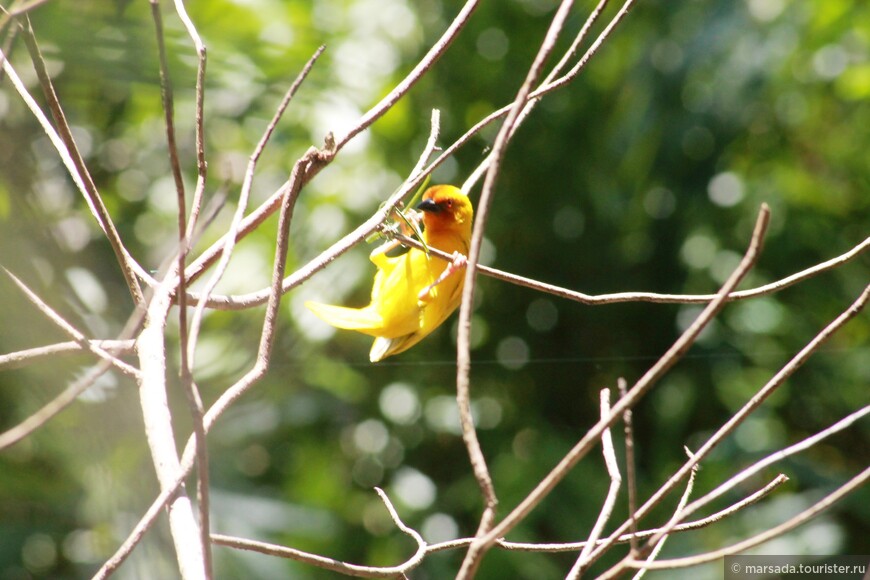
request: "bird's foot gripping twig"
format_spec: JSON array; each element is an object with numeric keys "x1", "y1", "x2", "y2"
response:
[{"x1": 418, "y1": 252, "x2": 468, "y2": 301}]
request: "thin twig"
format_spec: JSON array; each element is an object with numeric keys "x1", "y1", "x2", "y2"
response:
[
  {"x1": 457, "y1": 2, "x2": 582, "y2": 576},
  {"x1": 16, "y1": 17, "x2": 145, "y2": 307},
  {"x1": 462, "y1": 0, "x2": 630, "y2": 193},
  {"x1": 618, "y1": 377, "x2": 640, "y2": 555},
  {"x1": 408, "y1": 109, "x2": 442, "y2": 182},
  {"x1": 476, "y1": 204, "x2": 770, "y2": 562},
  {"x1": 186, "y1": 45, "x2": 325, "y2": 368},
  {"x1": 630, "y1": 404, "x2": 870, "y2": 567},
  {"x1": 335, "y1": 0, "x2": 478, "y2": 149},
  {"x1": 567, "y1": 388, "x2": 623, "y2": 579},
  {"x1": 0, "y1": 359, "x2": 114, "y2": 450},
  {"x1": 172, "y1": 0, "x2": 208, "y2": 241},
  {"x1": 631, "y1": 466, "x2": 870, "y2": 571},
  {"x1": 212, "y1": 488, "x2": 430, "y2": 580},
  {"x1": 181, "y1": 231, "x2": 869, "y2": 312},
  {"x1": 212, "y1": 488, "x2": 430, "y2": 578},
  {"x1": 627, "y1": 451, "x2": 699, "y2": 580},
  {"x1": 587, "y1": 282, "x2": 870, "y2": 569},
  {"x1": 171, "y1": 1, "x2": 479, "y2": 292},
  {"x1": 412, "y1": 473, "x2": 788, "y2": 556},
  {"x1": 148, "y1": 2, "x2": 211, "y2": 574},
  {"x1": 2, "y1": 268, "x2": 140, "y2": 378},
  {"x1": 206, "y1": 474, "x2": 793, "y2": 578},
  {"x1": 0, "y1": 339, "x2": 135, "y2": 370}
]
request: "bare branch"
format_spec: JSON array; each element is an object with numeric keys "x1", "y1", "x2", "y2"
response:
[
  {"x1": 408, "y1": 109, "x2": 442, "y2": 182},
  {"x1": 456, "y1": 0, "x2": 586, "y2": 573},
  {"x1": 587, "y1": 282, "x2": 870, "y2": 568},
  {"x1": 632, "y1": 467, "x2": 870, "y2": 571},
  {"x1": 209, "y1": 487, "x2": 427, "y2": 578},
  {"x1": 148, "y1": 1, "x2": 212, "y2": 574},
  {"x1": 169, "y1": 1, "x2": 478, "y2": 292},
  {"x1": 0, "y1": 359, "x2": 113, "y2": 450},
  {"x1": 626, "y1": 451, "x2": 699, "y2": 580},
  {"x1": 618, "y1": 377, "x2": 640, "y2": 555},
  {"x1": 392, "y1": 235, "x2": 870, "y2": 308},
  {"x1": 136, "y1": 271, "x2": 206, "y2": 580},
  {"x1": 180, "y1": 225, "x2": 867, "y2": 313},
  {"x1": 334, "y1": 0, "x2": 479, "y2": 149},
  {"x1": 172, "y1": 0, "x2": 208, "y2": 241},
  {"x1": 0, "y1": 339, "x2": 135, "y2": 370},
  {"x1": 205, "y1": 471, "x2": 798, "y2": 578},
  {"x1": 2, "y1": 268, "x2": 140, "y2": 378},
  {"x1": 14, "y1": 18, "x2": 145, "y2": 307},
  {"x1": 567, "y1": 388, "x2": 623, "y2": 579},
  {"x1": 474, "y1": 204, "x2": 770, "y2": 560},
  {"x1": 186, "y1": 44, "x2": 325, "y2": 368},
  {"x1": 632, "y1": 403, "x2": 870, "y2": 566}
]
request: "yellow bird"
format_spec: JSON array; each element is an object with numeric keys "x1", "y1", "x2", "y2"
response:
[{"x1": 306, "y1": 185, "x2": 474, "y2": 362}]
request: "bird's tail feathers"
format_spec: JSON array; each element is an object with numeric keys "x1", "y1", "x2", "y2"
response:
[{"x1": 305, "y1": 301, "x2": 383, "y2": 331}]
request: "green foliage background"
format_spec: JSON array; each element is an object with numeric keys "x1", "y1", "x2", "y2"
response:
[{"x1": 0, "y1": 0, "x2": 867, "y2": 578}]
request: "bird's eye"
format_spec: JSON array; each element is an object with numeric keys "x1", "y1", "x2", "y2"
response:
[{"x1": 445, "y1": 199, "x2": 453, "y2": 208}]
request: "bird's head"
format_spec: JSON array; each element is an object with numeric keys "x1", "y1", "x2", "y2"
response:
[{"x1": 416, "y1": 185, "x2": 474, "y2": 235}]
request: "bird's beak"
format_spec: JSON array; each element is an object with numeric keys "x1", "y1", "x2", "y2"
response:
[{"x1": 416, "y1": 199, "x2": 441, "y2": 213}]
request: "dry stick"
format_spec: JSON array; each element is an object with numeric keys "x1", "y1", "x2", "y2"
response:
[
  {"x1": 627, "y1": 452, "x2": 699, "y2": 580},
  {"x1": 587, "y1": 282, "x2": 870, "y2": 570},
  {"x1": 0, "y1": 302, "x2": 145, "y2": 451},
  {"x1": 94, "y1": 140, "x2": 335, "y2": 580},
  {"x1": 168, "y1": 1, "x2": 211, "y2": 574},
  {"x1": 97, "y1": 3, "x2": 466, "y2": 568},
  {"x1": 634, "y1": 467, "x2": 870, "y2": 571},
  {"x1": 211, "y1": 534, "x2": 415, "y2": 579},
  {"x1": 96, "y1": 109, "x2": 442, "y2": 576},
  {"x1": 187, "y1": 45, "x2": 325, "y2": 369},
  {"x1": 16, "y1": 18, "x2": 145, "y2": 308},
  {"x1": 618, "y1": 403, "x2": 870, "y2": 577},
  {"x1": 176, "y1": 213, "x2": 868, "y2": 312},
  {"x1": 408, "y1": 109, "x2": 441, "y2": 182},
  {"x1": 470, "y1": 205, "x2": 769, "y2": 566},
  {"x1": 543, "y1": 0, "x2": 611, "y2": 86},
  {"x1": 392, "y1": 234, "x2": 868, "y2": 308},
  {"x1": 618, "y1": 378, "x2": 640, "y2": 555},
  {"x1": 137, "y1": 12, "x2": 206, "y2": 568},
  {"x1": 463, "y1": 0, "x2": 634, "y2": 193},
  {"x1": 172, "y1": 0, "x2": 478, "y2": 292},
  {"x1": 0, "y1": 339, "x2": 135, "y2": 370},
  {"x1": 137, "y1": 269, "x2": 207, "y2": 580},
  {"x1": 493, "y1": 474, "x2": 788, "y2": 552},
  {"x1": 120, "y1": 31, "x2": 325, "y2": 580},
  {"x1": 173, "y1": 0, "x2": 208, "y2": 241},
  {"x1": 334, "y1": 0, "x2": 478, "y2": 149},
  {"x1": 208, "y1": 475, "x2": 789, "y2": 579},
  {"x1": 2, "y1": 268, "x2": 140, "y2": 378},
  {"x1": 567, "y1": 389, "x2": 623, "y2": 579},
  {"x1": 214, "y1": 487, "x2": 428, "y2": 579},
  {"x1": 526, "y1": 0, "x2": 640, "y2": 103},
  {"x1": 147, "y1": 3, "x2": 211, "y2": 575},
  {"x1": 456, "y1": 2, "x2": 580, "y2": 577},
  {"x1": 184, "y1": 46, "x2": 324, "y2": 575},
  {"x1": 0, "y1": 359, "x2": 114, "y2": 450},
  {"x1": 213, "y1": 488, "x2": 428, "y2": 578}
]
